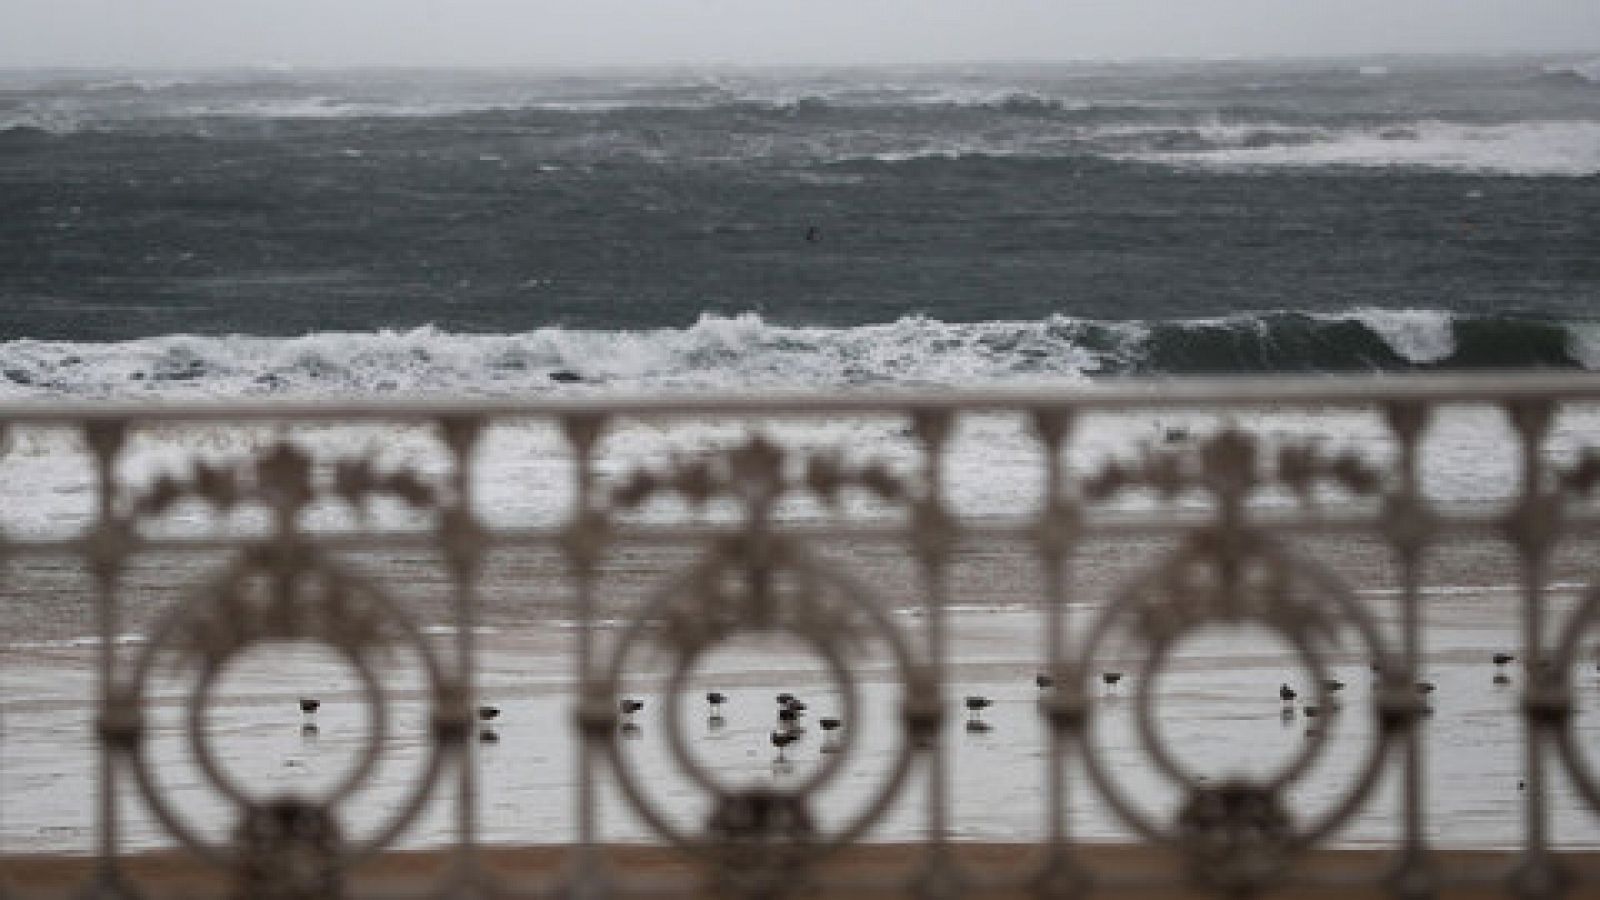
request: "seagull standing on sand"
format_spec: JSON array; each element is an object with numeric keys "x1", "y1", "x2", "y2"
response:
[
  {"x1": 777, "y1": 707, "x2": 802, "y2": 731},
  {"x1": 618, "y1": 700, "x2": 642, "y2": 739},
  {"x1": 964, "y1": 696, "x2": 994, "y2": 732},
  {"x1": 770, "y1": 730, "x2": 798, "y2": 762},
  {"x1": 818, "y1": 716, "x2": 843, "y2": 753},
  {"x1": 1279, "y1": 684, "x2": 1297, "y2": 705},
  {"x1": 476, "y1": 705, "x2": 502, "y2": 743}
]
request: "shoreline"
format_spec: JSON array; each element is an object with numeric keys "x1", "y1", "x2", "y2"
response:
[{"x1": 8, "y1": 527, "x2": 1597, "y2": 640}]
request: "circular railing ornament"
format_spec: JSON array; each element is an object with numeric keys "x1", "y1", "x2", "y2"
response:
[
  {"x1": 595, "y1": 532, "x2": 921, "y2": 893},
  {"x1": 584, "y1": 434, "x2": 929, "y2": 891},
  {"x1": 1075, "y1": 526, "x2": 1393, "y2": 894},
  {"x1": 1550, "y1": 583, "x2": 1600, "y2": 816},
  {"x1": 119, "y1": 544, "x2": 454, "y2": 898}
]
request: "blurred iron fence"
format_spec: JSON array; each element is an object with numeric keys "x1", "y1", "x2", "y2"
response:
[{"x1": 2, "y1": 373, "x2": 1599, "y2": 898}]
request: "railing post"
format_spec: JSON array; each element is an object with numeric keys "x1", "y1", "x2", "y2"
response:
[
  {"x1": 561, "y1": 412, "x2": 611, "y2": 899},
  {"x1": 1381, "y1": 400, "x2": 1437, "y2": 899},
  {"x1": 438, "y1": 415, "x2": 487, "y2": 891},
  {"x1": 908, "y1": 407, "x2": 962, "y2": 899},
  {"x1": 1502, "y1": 400, "x2": 1571, "y2": 899},
  {"x1": 1030, "y1": 407, "x2": 1092, "y2": 897},
  {"x1": 82, "y1": 420, "x2": 138, "y2": 898}
]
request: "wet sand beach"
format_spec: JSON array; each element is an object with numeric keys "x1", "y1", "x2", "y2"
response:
[{"x1": 5, "y1": 528, "x2": 1600, "y2": 861}]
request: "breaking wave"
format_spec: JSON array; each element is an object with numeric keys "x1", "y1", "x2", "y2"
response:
[
  {"x1": 1540, "y1": 58, "x2": 1600, "y2": 85},
  {"x1": 0, "y1": 309, "x2": 1591, "y2": 401},
  {"x1": 1119, "y1": 119, "x2": 1600, "y2": 177}
]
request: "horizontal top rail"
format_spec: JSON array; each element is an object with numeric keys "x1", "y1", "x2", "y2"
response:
[{"x1": 2, "y1": 371, "x2": 1600, "y2": 424}]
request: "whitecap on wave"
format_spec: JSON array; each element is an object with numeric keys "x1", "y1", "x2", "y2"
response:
[
  {"x1": 1542, "y1": 58, "x2": 1600, "y2": 84},
  {"x1": 1344, "y1": 308, "x2": 1456, "y2": 365},
  {"x1": 1116, "y1": 119, "x2": 1600, "y2": 177},
  {"x1": 0, "y1": 309, "x2": 1593, "y2": 404}
]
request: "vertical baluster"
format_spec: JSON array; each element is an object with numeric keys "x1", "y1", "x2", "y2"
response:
[
  {"x1": 439, "y1": 416, "x2": 485, "y2": 887},
  {"x1": 562, "y1": 413, "x2": 608, "y2": 898},
  {"x1": 1031, "y1": 408, "x2": 1089, "y2": 896},
  {"x1": 908, "y1": 408, "x2": 960, "y2": 897},
  {"x1": 1382, "y1": 401, "x2": 1435, "y2": 898},
  {"x1": 84, "y1": 420, "x2": 131, "y2": 896},
  {"x1": 1504, "y1": 400, "x2": 1565, "y2": 897}
]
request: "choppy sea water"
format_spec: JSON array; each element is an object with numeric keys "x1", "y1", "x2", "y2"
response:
[
  {"x1": 2, "y1": 56, "x2": 1599, "y2": 530},
  {"x1": 2, "y1": 57, "x2": 1598, "y2": 356}
]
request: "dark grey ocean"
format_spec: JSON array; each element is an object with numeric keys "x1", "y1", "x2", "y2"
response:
[{"x1": 2, "y1": 56, "x2": 1599, "y2": 396}]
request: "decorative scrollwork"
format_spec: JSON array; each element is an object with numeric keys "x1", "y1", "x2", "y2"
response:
[
  {"x1": 1546, "y1": 583, "x2": 1600, "y2": 818},
  {"x1": 231, "y1": 798, "x2": 344, "y2": 900},
  {"x1": 1076, "y1": 533, "x2": 1392, "y2": 892},
  {"x1": 607, "y1": 433, "x2": 910, "y2": 520},
  {"x1": 131, "y1": 441, "x2": 443, "y2": 524},
  {"x1": 1538, "y1": 444, "x2": 1600, "y2": 816},
  {"x1": 1081, "y1": 427, "x2": 1385, "y2": 509},
  {"x1": 596, "y1": 535, "x2": 921, "y2": 879},
  {"x1": 13, "y1": 379, "x2": 1600, "y2": 899},
  {"x1": 108, "y1": 440, "x2": 460, "y2": 892},
  {"x1": 590, "y1": 436, "x2": 923, "y2": 887},
  {"x1": 1073, "y1": 427, "x2": 1395, "y2": 893},
  {"x1": 1175, "y1": 780, "x2": 1295, "y2": 893},
  {"x1": 704, "y1": 788, "x2": 819, "y2": 897}
]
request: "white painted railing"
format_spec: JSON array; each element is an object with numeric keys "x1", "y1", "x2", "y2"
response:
[{"x1": 2, "y1": 373, "x2": 1599, "y2": 897}]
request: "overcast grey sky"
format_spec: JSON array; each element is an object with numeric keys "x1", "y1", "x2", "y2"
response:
[{"x1": 4, "y1": 0, "x2": 1599, "y2": 69}]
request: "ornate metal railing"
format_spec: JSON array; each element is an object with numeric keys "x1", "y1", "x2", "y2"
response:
[{"x1": 3, "y1": 373, "x2": 1600, "y2": 898}]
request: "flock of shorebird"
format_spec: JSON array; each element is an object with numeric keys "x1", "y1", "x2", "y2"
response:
[
  {"x1": 288, "y1": 651, "x2": 1594, "y2": 758},
  {"x1": 754, "y1": 692, "x2": 847, "y2": 761}
]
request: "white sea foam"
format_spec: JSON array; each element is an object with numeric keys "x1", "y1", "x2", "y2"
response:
[
  {"x1": 1126, "y1": 119, "x2": 1600, "y2": 177},
  {"x1": 1567, "y1": 323, "x2": 1600, "y2": 370},
  {"x1": 5, "y1": 310, "x2": 1595, "y2": 404},
  {"x1": 813, "y1": 117, "x2": 1600, "y2": 177},
  {"x1": 0, "y1": 315, "x2": 1104, "y2": 402},
  {"x1": 1543, "y1": 58, "x2": 1600, "y2": 84},
  {"x1": 2, "y1": 313, "x2": 1596, "y2": 539},
  {"x1": 1345, "y1": 308, "x2": 1456, "y2": 364}
]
